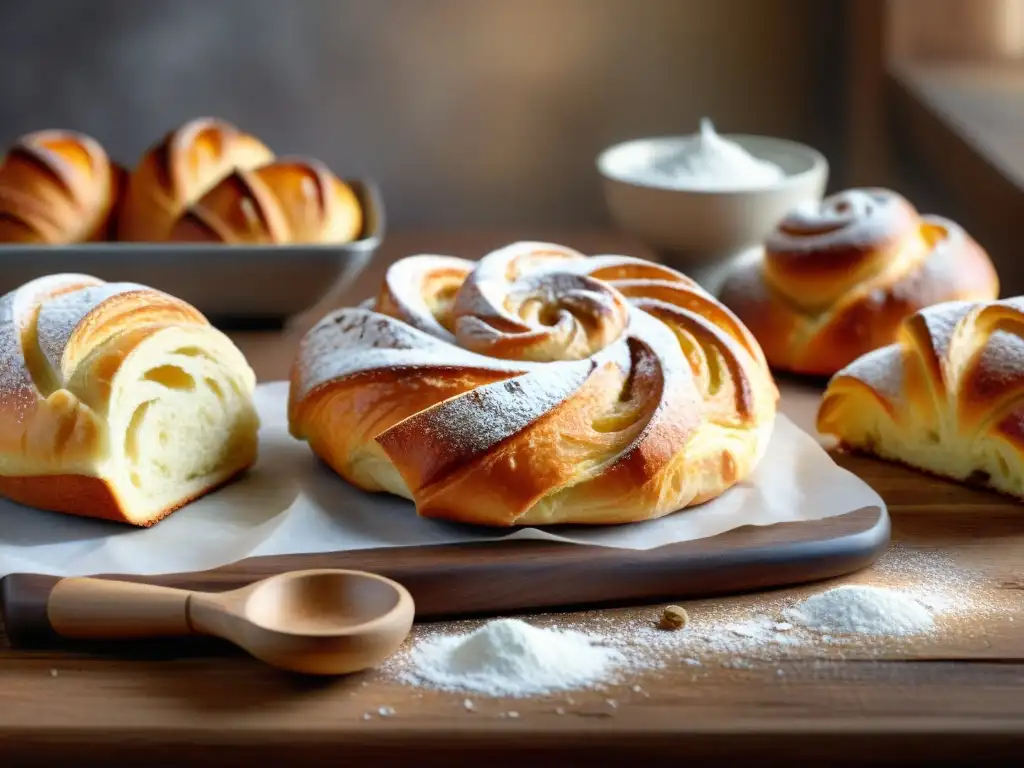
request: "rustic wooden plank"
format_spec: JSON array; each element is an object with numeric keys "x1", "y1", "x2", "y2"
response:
[
  {"x1": 0, "y1": 504, "x2": 888, "y2": 648},
  {"x1": 1, "y1": 656, "x2": 1023, "y2": 764}
]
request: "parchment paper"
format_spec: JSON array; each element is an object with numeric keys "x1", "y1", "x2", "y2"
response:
[{"x1": 0, "y1": 382, "x2": 884, "y2": 578}]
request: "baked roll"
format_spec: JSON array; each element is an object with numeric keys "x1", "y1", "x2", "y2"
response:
[
  {"x1": 0, "y1": 129, "x2": 123, "y2": 244},
  {"x1": 288, "y1": 241, "x2": 778, "y2": 527},
  {"x1": 817, "y1": 297, "x2": 1024, "y2": 500},
  {"x1": 168, "y1": 158, "x2": 363, "y2": 244},
  {"x1": 0, "y1": 274, "x2": 260, "y2": 525},
  {"x1": 117, "y1": 117, "x2": 274, "y2": 241},
  {"x1": 719, "y1": 188, "x2": 1000, "y2": 377}
]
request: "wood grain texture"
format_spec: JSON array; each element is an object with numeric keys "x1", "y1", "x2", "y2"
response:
[
  {"x1": 0, "y1": 504, "x2": 889, "y2": 649},
  {"x1": 2, "y1": 232, "x2": 1024, "y2": 765}
]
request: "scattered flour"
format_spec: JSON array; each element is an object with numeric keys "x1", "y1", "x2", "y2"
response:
[
  {"x1": 783, "y1": 585, "x2": 935, "y2": 636},
  {"x1": 383, "y1": 545, "x2": 1005, "y2": 700},
  {"x1": 398, "y1": 618, "x2": 631, "y2": 698}
]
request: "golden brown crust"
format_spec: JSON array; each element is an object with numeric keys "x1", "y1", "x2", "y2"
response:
[
  {"x1": 117, "y1": 117, "x2": 274, "y2": 242},
  {"x1": 0, "y1": 473, "x2": 130, "y2": 524},
  {"x1": 762, "y1": 189, "x2": 918, "y2": 309},
  {"x1": 719, "y1": 188, "x2": 1001, "y2": 377},
  {"x1": 817, "y1": 297, "x2": 1024, "y2": 500},
  {"x1": 0, "y1": 464, "x2": 249, "y2": 527},
  {"x1": 293, "y1": 366, "x2": 515, "y2": 494},
  {"x1": 289, "y1": 242, "x2": 778, "y2": 527},
  {"x1": 169, "y1": 158, "x2": 363, "y2": 245},
  {"x1": 0, "y1": 273, "x2": 259, "y2": 525},
  {"x1": 0, "y1": 129, "x2": 123, "y2": 244}
]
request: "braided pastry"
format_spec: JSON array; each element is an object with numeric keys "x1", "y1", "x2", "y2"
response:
[
  {"x1": 288, "y1": 241, "x2": 778, "y2": 527},
  {"x1": 0, "y1": 129, "x2": 123, "y2": 244},
  {"x1": 719, "y1": 188, "x2": 999, "y2": 376},
  {"x1": 169, "y1": 158, "x2": 363, "y2": 245},
  {"x1": 818, "y1": 297, "x2": 1024, "y2": 500},
  {"x1": 0, "y1": 274, "x2": 259, "y2": 525},
  {"x1": 118, "y1": 117, "x2": 274, "y2": 242}
]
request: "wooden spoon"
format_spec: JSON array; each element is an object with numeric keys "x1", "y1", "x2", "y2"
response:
[{"x1": 45, "y1": 568, "x2": 415, "y2": 675}]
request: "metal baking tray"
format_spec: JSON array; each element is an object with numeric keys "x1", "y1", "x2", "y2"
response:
[{"x1": 0, "y1": 179, "x2": 385, "y2": 330}]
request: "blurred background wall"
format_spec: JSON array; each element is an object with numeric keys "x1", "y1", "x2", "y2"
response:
[{"x1": 0, "y1": 0, "x2": 844, "y2": 230}]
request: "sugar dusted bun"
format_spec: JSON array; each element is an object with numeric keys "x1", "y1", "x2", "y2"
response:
[
  {"x1": 118, "y1": 117, "x2": 274, "y2": 242},
  {"x1": 719, "y1": 188, "x2": 1000, "y2": 376},
  {"x1": 169, "y1": 157, "x2": 363, "y2": 245},
  {"x1": 0, "y1": 273, "x2": 260, "y2": 526},
  {"x1": 818, "y1": 297, "x2": 1024, "y2": 500},
  {"x1": 0, "y1": 129, "x2": 123, "y2": 244},
  {"x1": 288, "y1": 241, "x2": 778, "y2": 527}
]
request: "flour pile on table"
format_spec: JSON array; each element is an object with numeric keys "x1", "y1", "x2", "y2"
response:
[
  {"x1": 384, "y1": 544, "x2": 1005, "y2": 698},
  {"x1": 783, "y1": 585, "x2": 935, "y2": 636},
  {"x1": 396, "y1": 618, "x2": 635, "y2": 697}
]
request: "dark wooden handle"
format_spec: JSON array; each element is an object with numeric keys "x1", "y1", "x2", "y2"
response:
[{"x1": 0, "y1": 505, "x2": 888, "y2": 649}]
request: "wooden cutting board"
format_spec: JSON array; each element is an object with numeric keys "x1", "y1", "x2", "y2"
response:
[{"x1": 0, "y1": 503, "x2": 888, "y2": 649}]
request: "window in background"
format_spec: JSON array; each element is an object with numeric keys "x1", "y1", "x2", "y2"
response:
[
  {"x1": 846, "y1": 0, "x2": 1024, "y2": 294},
  {"x1": 889, "y1": 0, "x2": 1024, "y2": 61}
]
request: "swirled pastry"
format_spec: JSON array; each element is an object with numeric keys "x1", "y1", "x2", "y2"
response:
[
  {"x1": 0, "y1": 274, "x2": 259, "y2": 525},
  {"x1": 719, "y1": 188, "x2": 999, "y2": 376},
  {"x1": 817, "y1": 298, "x2": 1024, "y2": 500},
  {"x1": 118, "y1": 117, "x2": 274, "y2": 242},
  {"x1": 288, "y1": 241, "x2": 778, "y2": 526},
  {"x1": 0, "y1": 129, "x2": 123, "y2": 244},
  {"x1": 168, "y1": 158, "x2": 363, "y2": 245}
]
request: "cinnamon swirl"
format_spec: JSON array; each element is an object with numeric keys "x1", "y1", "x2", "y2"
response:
[
  {"x1": 719, "y1": 188, "x2": 1000, "y2": 376},
  {"x1": 288, "y1": 241, "x2": 778, "y2": 527}
]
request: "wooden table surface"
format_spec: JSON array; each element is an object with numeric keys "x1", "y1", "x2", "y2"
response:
[{"x1": 2, "y1": 232, "x2": 1023, "y2": 767}]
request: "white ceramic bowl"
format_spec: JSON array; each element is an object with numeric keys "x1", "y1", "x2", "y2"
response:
[{"x1": 597, "y1": 134, "x2": 828, "y2": 288}]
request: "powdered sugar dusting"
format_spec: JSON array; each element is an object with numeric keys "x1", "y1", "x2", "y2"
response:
[
  {"x1": 449, "y1": 243, "x2": 611, "y2": 359},
  {"x1": 841, "y1": 344, "x2": 904, "y2": 402},
  {"x1": 975, "y1": 329, "x2": 1024, "y2": 387},
  {"x1": 0, "y1": 324, "x2": 37, "y2": 422},
  {"x1": 767, "y1": 188, "x2": 913, "y2": 256},
  {"x1": 292, "y1": 242, "x2": 777, "y2": 524},
  {"x1": 893, "y1": 215, "x2": 967, "y2": 305},
  {"x1": 0, "y1": 273, "x2": 106, "y2": 398},
  {"x1": 452, "y1": 242, "x2": 583, "y2": 325},
  {"x1": 382, "y1": 254, "x2": 473, "y2": 340},
  {"x1": 484, "y1": 241, "x2": 587, "y2": 281},
  {"x1": 36, "y1": 282, "x2": 148, "y2": 380},
  {"x1": 293, "y1": 308, "x2": 533, "y2": 400},
  {"x1": 917, "y1": 300, "x2": 977, "y2": 365},
  {"x1": 995, "y1": 296, "x2": 1024, "y2": 315},
  {"x1": 380, "y1": 360, "x2": 594, "y2": 458}
]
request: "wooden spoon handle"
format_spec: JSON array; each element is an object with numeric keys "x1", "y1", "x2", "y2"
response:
[{"x1": 47, "y1": 577, "x2": 197, "y2": 640}]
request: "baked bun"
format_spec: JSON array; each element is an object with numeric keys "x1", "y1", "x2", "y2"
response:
[
  {"x1": 719, "y1": 188, "x2": 1000, "y2": 377},
  {"x1": 168, "y1": 158, "x2": 363, "y2": 244},
  {"x1": 817, "y1": 297, "x2": 1024, "y2": 500},
  {"x1": 118, "y1": 117, "x2": 274, "y2": 241},
  {"x1": 288, "y1": 241, "x2": 778, "y2": 527},
  {"x1": 0, "y1": 274, "x2": 260, "y2": 526},
  {"x1": 0, "y1": 129, "x2": 123, "y2": 244}
]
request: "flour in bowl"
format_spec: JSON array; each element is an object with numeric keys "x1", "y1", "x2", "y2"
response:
[{"x1": 631, "y1": 118, "x2": 785, "y2": 190}]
